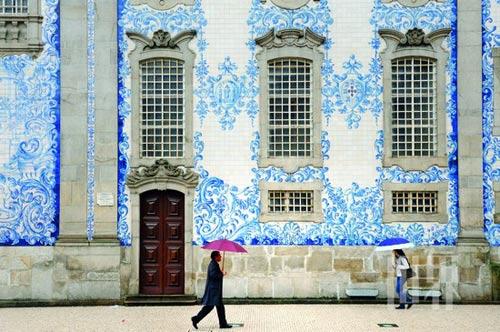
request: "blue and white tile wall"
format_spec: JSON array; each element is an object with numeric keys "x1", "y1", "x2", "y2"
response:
[
  {"x1": 0, "y1": 0, "x2": 60, "y2": 245},
  {"x1": 117, "y1": 0, "x2": 472, "y2": 246},
  {"x1": 482, "y1": 0, "x2": 500, "y2": 246}
]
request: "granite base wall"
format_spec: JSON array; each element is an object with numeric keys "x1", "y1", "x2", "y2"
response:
[{"x1": 1, "y1": 245, "x2": 499, "y2": 302}]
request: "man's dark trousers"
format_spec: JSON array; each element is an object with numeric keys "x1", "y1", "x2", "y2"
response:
[{"x1": 193, "y1": 304, "x2": 227, "y2": 326}]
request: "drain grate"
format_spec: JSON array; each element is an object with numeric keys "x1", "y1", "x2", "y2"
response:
[{"x1": 378, "y1": 323, "x2": 399, "y2": 328}]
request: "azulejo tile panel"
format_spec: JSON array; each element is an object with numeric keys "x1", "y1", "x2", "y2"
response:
[
  {"x1": 482, "y1": 0, "x2": 500, "y2": 246},
  {"x1": 0, "y1": 0, "x2": 60, "y2": 245},
  {"x1": 117, "y1": 0, "x2": 487, "y2": 247}
]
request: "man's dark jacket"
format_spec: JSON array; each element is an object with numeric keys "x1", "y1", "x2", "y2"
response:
[{"x1": 201, "y1": 259, "x2": 224, "y2": 306}]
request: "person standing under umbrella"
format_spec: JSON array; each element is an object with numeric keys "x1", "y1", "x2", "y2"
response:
[
  {"x1": 191, "y1": 251, "x2": 232, "y2": 329},
  {"x1": 393, "y1": 249, "x2": 413, "y2": 309}
]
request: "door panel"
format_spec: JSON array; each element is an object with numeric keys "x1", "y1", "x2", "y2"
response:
[{"x1": 140, "y1": 190, "x2": 185, "y2": 295}]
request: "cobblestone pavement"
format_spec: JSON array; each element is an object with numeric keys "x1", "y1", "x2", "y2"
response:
[{"x1": 0, "y1": 304, "x2": 499, "y2": 332}]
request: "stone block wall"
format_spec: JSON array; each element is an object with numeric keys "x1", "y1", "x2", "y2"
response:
[
  {"x1": 193, "y1": 246, "x2": 496, "y2": 302},
  {"x1": 0, "y1": 245, "x2": 123, "y2": 301}
]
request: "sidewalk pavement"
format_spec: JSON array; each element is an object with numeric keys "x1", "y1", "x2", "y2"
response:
[{"x1": 0, "y1": 304, "x2": 499, "y2": 332}]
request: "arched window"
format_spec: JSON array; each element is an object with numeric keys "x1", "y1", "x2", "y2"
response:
[
  {"x1": 127, "y1": 29, "x2": 196, "y2": 169},
  {"x1": 140, "y1": 58, "x2": 185, "y2": 159},
  {"x1": 391, "y1": 56, "x2": 437, "y2": 158},
  {"x1": 267, "y1": 58, "x2": 313, "y2": 158}
]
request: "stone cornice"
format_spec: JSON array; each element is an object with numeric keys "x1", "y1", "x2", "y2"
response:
[
  {"x1": 129, "y1": 0, "x2": 195, "y2": 11},
  {"x1": 381, "y1": 0, "x2": 444, "y2": 7},
  {"x1": 260, "y1": 0, "x2": 319, "y2": 10},
  {"x1": 127, "y1": 159, "x2": 199, "y2": 189},
  {"x1": 255, "y1": 28, "x2": 325, "y2": 50},
  {"x1": 126, "y1": 29, "x2": 197, "y2": 51}
]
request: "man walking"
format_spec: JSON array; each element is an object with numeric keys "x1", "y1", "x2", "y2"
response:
[{"x1": 191, "y1": 251, "x2": 232, "y2": 329}]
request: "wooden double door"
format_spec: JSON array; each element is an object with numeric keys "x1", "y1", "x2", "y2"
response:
[{"x1": 140, "y1": 190, "x2": 185, "y2": 295}]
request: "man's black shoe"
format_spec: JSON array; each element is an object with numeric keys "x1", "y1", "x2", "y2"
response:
[
  {"x1": 191, "y1": 316, "x2": 198, "y2": 330},
  {"x1": 406, "y1": 303, "x2": 413, "y2": 309},
  {"x1": 395, "y1": 305, "x2": 405, "y2": 309},
  {"x1": 220, "y1": 324, "x2": 232, "y2": 329}
]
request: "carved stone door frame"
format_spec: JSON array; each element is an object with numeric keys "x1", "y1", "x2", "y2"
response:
[{"x1": 126, "y1": 159, "x2": 199, "y2": 295}]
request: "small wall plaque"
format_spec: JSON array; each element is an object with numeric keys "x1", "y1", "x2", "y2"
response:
[{"x1": 97, "y1": 193, "x2": 114, "y2": 207}]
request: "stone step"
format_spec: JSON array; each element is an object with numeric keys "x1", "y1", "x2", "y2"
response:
[{"x1": 124, "y1": 295, "x2": 197, "y2": 306}]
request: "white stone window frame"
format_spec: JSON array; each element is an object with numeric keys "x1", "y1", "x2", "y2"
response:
[
  {"x1": 127, "y1": 30, "x2": 196, "y2": 169},
  {"x1": 493, "y1": 48, "x2": 500, "y2": 136},
  {"x1": 381, "y1": 0, "x2": 444, "y2": 8},
  {"x1": 379, "y1": 28, "x2": 451, "y2": 171},
  {"x1": 129, "y1": 0, "x2": 195, "y2": 11},
  {"x1": 0, "y1": 0, "x2": 43, "y2": 57},
  {"x1": 382, "y1": 182, "x2": 448, "y2": 224},
  {"x1": 260, "y1": 181, "x2": 323, "y2": 223},
  {"x1": 260, "y1": 0, "x2": 319, "y2": 10},
  {"x1": 255, "y1": 28, "x2": 325, "y2": 173}
]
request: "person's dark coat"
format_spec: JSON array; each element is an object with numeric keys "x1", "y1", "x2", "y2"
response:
[{"x1": 201, "y1": 259, "x2": 224, "y2": 306}]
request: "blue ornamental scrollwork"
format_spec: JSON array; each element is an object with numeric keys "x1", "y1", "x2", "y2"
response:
[
  {"x1": 117, "y1": 0, "x2": 207, "y2": 245},
  {"x1": 323, "y1": 55, "x2": 378, "y2": 128},
  {"x1": 482, "y1": 0, "x2": 500, "y2": 246},
  {"x1": 0, "y1": 0, "x2": 60, "y2": 245},
  {"x1": 206, "y1": 57, "x2": 249, "y2": 130}
]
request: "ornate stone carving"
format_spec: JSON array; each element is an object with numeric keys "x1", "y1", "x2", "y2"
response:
[
  {"x1": 130, "y1": 0, "x2": 195, "y2": 11},
  {"x1": 255, "y1": 28, "x2": 325, "y2": 50},
  {"x1": 127, "y1": 159, "x2": 199, "y2": 189},
  {"x1": 379, "y1": 27, "x2": 451, "y2": 50},
  {"x1": 126, "y1": 29, "x2": 196, "y2": 51},
  {"x1": 401, "y1": 28, "x2": 429, "y2": 47},
  {"x1": 260, "y1": 0, "x2": 319, "y2": 10},
  {"x1": 381, "y1": 0, "x2": 444, "y2": 7}
]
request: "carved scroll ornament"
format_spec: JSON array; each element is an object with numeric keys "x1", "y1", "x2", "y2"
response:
[
  {"x1": 255, "y1": 28, "x2": 325, "y2": 50},
  {"x1": 381, "y1": 0, "x2": 444, "y2": 8},
  {"x1": 127, "y1": 159, "x2": 199, "y2": 189},
  {"x1": 260, "y1": 0, "x2": 319, "y2": 10},
  {"x1": 378, "y1": 27, "x2": 451, "y2": 50},
  {"x1": 130, "y1": 0, "x2": 195, "y2": 11},
  {"x1": 126, "y1": 29, "x2": 197, "y2": 51}
]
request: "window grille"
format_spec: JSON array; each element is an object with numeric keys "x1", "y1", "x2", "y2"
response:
[
  {"x1": 140, "y1": 58, "x2": 184, "y2": 158},
  {"x1": 0, "y1": 0, "x2": 28, "y2": 14},
  {"x1": 392, "y1": 191, "x2": 438, "y2": 214},
  {"x1": 268, "y1": 190, "x2": 314, "y2": 213},
  {"x1": 268, "y1": 58, "x2": 312, "y2": 158},
  {"x1": 391, "y1": 57, "x2": 437, "y2": 157}
]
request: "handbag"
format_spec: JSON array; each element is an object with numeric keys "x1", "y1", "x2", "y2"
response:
[{"x1": 405, "y1": 257, "x2": 416, "y2": 279}]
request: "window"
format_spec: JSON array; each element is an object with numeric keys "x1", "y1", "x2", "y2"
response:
[
  {"x1": 0, "y1": 0, "x2": 42, "y2": 57},
  {"x1": 379, "y1": 28, "x2": 450, "y2": 171},
  {"x1": 383, "y1": 183, "x2": 447, "y2": 223},
  {"x1": 127, "y1": 29, "x2": 196, "y2": 168},
  {"x1": 0, "y1": 0, "x2": 28, "y2": 14},
  {"x1": 256, "y1": 28, "x2": 325, "y2": 172},
  {"x1": 268, "y1": 58, "x2": 312, "y2": 158},
  {"x1": 391, "y1": 57, "x2": 437, "y2": 158},
  {"x1": 269, "y1": 190, "x2": 314, "y2": 213},
  {"x1": 140, "y1": 58, "x2": 185, "y2": 159},
  {"x1": 260, "y1": 181, "x2": 323, "y2": 222},
  {"x1": 392, "y1": 191, "x2": 438, "y2": 214}
]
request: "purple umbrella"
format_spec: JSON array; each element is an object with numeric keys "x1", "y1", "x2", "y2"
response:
[
  {"x1": 375, "y1": 237, "x2": 415, "y2": 251},
  {"x1": 202, "y1": 239, "x2": 248, "y2": 269}
]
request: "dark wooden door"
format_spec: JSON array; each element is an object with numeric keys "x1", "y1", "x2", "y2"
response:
[{"x1": 140, "y1": 190, "x2": 185, "y2": 295}]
